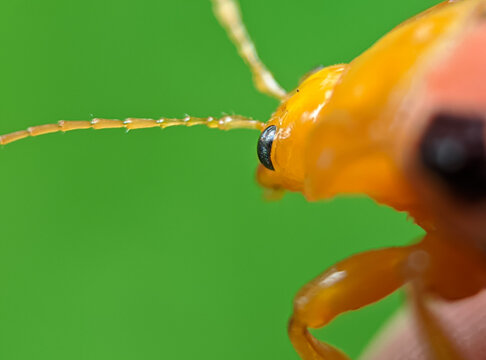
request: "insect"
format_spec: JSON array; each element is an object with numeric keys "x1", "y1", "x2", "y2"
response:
[{"x1": 1, "y1": 0, "x2": 486, "y2": 359}]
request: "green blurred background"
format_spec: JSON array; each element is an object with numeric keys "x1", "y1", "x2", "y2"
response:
[{"x1": 0, "y1": 0, "x2": 436, "y2": 359}]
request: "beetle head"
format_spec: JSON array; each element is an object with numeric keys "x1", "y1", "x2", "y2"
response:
[{"x1": 256, "y1": 65, "x2": 346, "y2": 197}]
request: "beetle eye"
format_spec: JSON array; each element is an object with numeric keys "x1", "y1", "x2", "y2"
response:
[
  {"x1": 420, "y1": 113, "x2": 486, "y2": 202},
  {"x1": 257, "y1": 125, "x2": 276, "y2": 170}
]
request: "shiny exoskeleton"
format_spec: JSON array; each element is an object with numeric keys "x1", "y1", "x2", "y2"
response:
[{"x1": 1, "y1": 1, "x2": 486, "y2": 359}]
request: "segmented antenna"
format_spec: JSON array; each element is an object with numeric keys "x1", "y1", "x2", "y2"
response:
[
  {"x1": 212, "y1": 0, "x2": 287, "y2": 100},
  {"x1": 0, "y1": 115, "x2": 265, "y2": 146}
]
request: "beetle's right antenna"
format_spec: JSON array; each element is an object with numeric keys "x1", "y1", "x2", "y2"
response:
[
  {"x1": 212, "y1": 0, "x2": 287, "y2": 101},
  {"x1": 0, "y1": 115, "x2": 265, "y2": 146}
]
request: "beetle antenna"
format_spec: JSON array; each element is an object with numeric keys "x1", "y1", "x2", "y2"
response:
[
  {"x1": 212, "y1": 0, "x2": 287, "y2": 101},
  {"x1": 0, "y1": 115, "x2": 265, "y2": 146}
]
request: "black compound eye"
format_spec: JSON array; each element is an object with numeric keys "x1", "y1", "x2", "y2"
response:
[
  {"x1": 420, "y1": 113, "x2": 486, "y2": 202},
  {"x1": 257, "y1": 125, "x2": 276, "y2": 170}
]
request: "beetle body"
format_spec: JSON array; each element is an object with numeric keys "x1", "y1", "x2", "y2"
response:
[
  {"x1": 256, "y1": 1, "x2": 486, "y2": 358},
  {"x1": 258, "y1": 0, "x2": 486, "y2": 235},
  {"x1": 2, "y1": 0, "x2": 486, "y2": 359},
  {"x1": 259, "y1": 0, "x2": 479, "y2": 209}
]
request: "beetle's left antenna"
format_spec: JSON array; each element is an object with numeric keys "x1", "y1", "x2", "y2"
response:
[
  {"x1": 0, "y1": 115, "x2": 265, "y2": 146},
  {"x1": 212, "y1": 0, "x2": 287, "y2": 101}
]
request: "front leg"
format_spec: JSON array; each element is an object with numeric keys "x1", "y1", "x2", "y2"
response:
[
  {"x1": 289, "y1": 246, "x2": 413, "y2": 360},
  {"x1": 288, "y1": 237, "x2": 486, "y2": 360}
]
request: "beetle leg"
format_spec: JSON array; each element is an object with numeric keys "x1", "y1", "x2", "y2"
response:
[
  {"x1": 404, "y1": 234, "x2": 486, "y2": 360},
  {"x1": 288, "y1": 234, "x2": 486, "y2": 360},
  {"x1": 288, "y1": 245, "x2": 418, "y2": 360},
  {"x1": 287, "y1": 235, "x2": 486, "y2": 360}
]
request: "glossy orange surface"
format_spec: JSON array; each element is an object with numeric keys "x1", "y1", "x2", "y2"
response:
[
  {"x1": 1, "y1": 1, "x2": 486, "y2": 359},
  {"x1": 259, "y1": 0, "x2": 475, "y2": 213},
  {"x1": 256, "y1": 1, "x2": 486, "y2": 359},
  {"x1": 258, "y1": 64, "x2": 346, "y2": 192}
]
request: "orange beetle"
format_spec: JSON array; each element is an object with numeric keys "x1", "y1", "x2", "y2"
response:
[{"x1": 2, "y1": 0, "x2": 486, "y2": 359}]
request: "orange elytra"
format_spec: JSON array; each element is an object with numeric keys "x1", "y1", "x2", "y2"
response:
[{"x1": 2, "y1": 0, "x2": 486, "y2": 359}]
